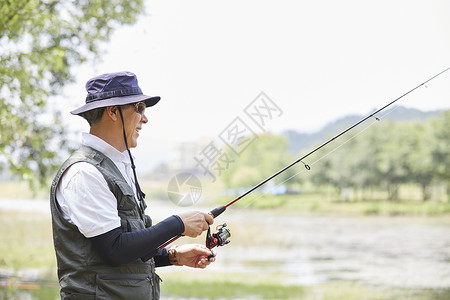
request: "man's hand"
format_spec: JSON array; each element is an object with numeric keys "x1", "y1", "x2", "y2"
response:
[
  {"x1": 174, "y1": 244, "x2": 215, "y2": 268},
  {"x1": 177, "y1": 211, "x2": 213, "y2": 238}
]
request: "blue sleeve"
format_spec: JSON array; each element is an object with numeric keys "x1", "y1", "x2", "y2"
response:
[
  {"x1": 89, "y1": 215, "x2": 184, "y2": 267},
  {"x1": 153, "y1": 247, "x2": 171, "y2": 267}
]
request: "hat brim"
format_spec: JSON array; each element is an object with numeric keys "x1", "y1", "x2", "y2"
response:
[{"x1": 70, "y1": 94, "x2": 161, "y2": 115}]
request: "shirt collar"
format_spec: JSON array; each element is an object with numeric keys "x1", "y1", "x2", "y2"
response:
[{"x1": 82, "y1": 132, "x2": 131, "y2": 165}]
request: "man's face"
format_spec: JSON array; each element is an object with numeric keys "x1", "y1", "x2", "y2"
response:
[{"x1": 121, "y1": 103, "x2": 148, "y2": 149}]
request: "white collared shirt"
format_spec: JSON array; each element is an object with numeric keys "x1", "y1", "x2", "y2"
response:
[{"x1": 56, "y1": 133, "x2": 138, "y2": 238}]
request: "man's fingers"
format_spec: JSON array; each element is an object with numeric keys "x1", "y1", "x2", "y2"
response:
[
  {"x1": 204, "y1": 213, "x2": 214, "y2": 225},
  {"x1": 192, "y1": 244, "x2": 214, "y2": 257},
  {"x1": 179, "y1": 211, "x2": 215, "y2": 237},
  {"x1": 202, "y1": 222, "x2": 209, "y2": 231}
]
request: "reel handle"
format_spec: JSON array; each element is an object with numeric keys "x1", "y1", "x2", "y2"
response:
[{"x1": 158, "y1": 205, "x2": 228, "y2": 250}]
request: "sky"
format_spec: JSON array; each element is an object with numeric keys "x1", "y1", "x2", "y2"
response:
[{"x1": 59, "y1": 0, "x2": 450, "y2": 172}]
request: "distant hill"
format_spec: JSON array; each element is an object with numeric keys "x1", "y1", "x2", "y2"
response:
[{"x1": 283, "y1": 106, "x2": 446, "y2": 154}]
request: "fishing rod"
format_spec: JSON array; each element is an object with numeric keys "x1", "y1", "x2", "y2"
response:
[{"x1": 159, "y1": 66, "x2": 450, "y2": 251}]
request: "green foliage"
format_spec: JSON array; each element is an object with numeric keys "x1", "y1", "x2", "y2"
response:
[
  {"x1": 162, "y1": 278, "x2": 305, "y2": 299},
  {"x1": 429, "y1": 110, "x2": 450, "y2": 183},
  {"x1": 309, "y1": 111, "x2": 449, "y2": 201},
  {"x1": 221, "y1": 133, "x2": 299, "y2": 189},
  {"x1": 220, "y1": 111, "x2": 449, "y2": 202},
  {"x1": 0, "y1": 0, "x2": 145, "y2": 188}
]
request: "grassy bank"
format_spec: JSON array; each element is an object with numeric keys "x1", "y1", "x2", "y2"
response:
[
  {"x1": 0, "y1": 210, "x2": 58, "y2": 300},
  {"x1": 160, "y1": 273, "x2": 450, "y2": 300},
  {"x1": 0, "y1": 211, "x2": 56, "y2": 271}
]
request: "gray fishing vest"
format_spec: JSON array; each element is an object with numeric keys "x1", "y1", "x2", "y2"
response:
[{"x1": 50, "y1": 145, "x2": 161, "y2": 300}]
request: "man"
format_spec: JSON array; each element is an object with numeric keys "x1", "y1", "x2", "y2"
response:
[{"x1": 50, "y1": 71, "x2": 214, "y2": 299}]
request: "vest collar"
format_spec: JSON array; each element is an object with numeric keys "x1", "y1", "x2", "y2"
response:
[{"x1": 82, "y1": 132, "x2": 131, "y2": 166}]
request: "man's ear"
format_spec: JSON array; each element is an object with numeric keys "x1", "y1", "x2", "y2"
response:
[{"x1": 105, "y1": 106, "x2": 119, "y2": 121}]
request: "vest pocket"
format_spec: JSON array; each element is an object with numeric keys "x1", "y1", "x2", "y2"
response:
[
  {"x1": 95, "y1": 273, "x2": 153, "y2": 300},
  {"x1": 152, "y1": 273, "x2": 162, "y2": 299},
  {"x1": 61, "y1": 291, "x2": 95, "y2": 300},
  {"x1": 116, "y1": 181, "x2": 137, "y2": 211},
  {"x1": 127, "y1": 218, "x2": 146, "y2": 231}
]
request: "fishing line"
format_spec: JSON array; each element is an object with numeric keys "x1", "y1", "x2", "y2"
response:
[
  {"x1": 239, "y1": 116, "x2": 381, "y2": 210},
  {"x1": 158, "y1": 66, "x2": 450, "y2": 250},
  {"x1": 238, "y1": 97, "x2": 433, "y2": 210},
  {"x1": 232, "y1": 68, "x2": 450, "y2": 212}
]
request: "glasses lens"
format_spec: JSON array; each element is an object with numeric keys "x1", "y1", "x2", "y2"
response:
[{"x1": 135, "y1": 102, "x2": 146, "y2": 115}]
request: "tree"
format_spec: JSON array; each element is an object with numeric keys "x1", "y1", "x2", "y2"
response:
[
  {"x1": 429, "y1": 111, "x2": 450, "y2": 200},
  {"x1": 302, "y1": 112, "x2": 449, "y2": 201},
  {"x1": 0, "y1": 0, "x2": 145, "y2": 188},
  {"x1": 310, "y1": 132, "x2": 360, "y2": 194},
  {"x1": 221, "y1": 133, "x2": 297, "y2": 191},
  {"x1": 310, "y1": 127, "x2": 383, "y2": 199},
  {"x1": 361, "y1": 121, "x2": 412, "y2": 200},
  {"x1": 404, "y1": 122, "x2": 435, "y2": 201}
]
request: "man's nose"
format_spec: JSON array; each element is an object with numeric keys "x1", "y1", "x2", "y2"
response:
[{"x1": 141, "y1": 113, "x2": 148, "y2": 123}]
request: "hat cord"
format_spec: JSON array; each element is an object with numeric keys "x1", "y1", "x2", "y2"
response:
[{"x1": 117, "y1": 107, "x2": 146, "y2": 215}]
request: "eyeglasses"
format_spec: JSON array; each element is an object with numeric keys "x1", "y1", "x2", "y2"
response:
[{"x1": 133, "y1": 102, "x2": 146, "y2": 116}]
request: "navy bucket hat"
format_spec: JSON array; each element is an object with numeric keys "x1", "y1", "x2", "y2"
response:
[{"x1": 71, "y1": 71, "x2": 161, "y2": 115}]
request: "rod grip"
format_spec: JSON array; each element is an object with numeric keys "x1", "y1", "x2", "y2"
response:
[{"x1": 209, "y1": 205, "x2": 226, "y2": 218}]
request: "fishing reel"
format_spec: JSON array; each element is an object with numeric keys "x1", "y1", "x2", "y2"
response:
[{"x1": 206, "y1": 223, "x2": 231, "y2": 260}]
